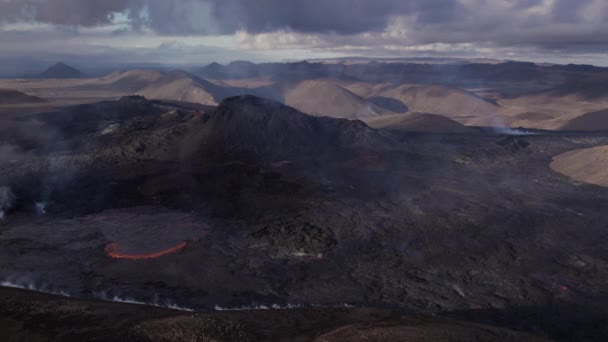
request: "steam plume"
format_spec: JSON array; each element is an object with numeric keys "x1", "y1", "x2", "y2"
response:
[{"x1": 0, "y1": 186, "x2": 15, "y2": 220}]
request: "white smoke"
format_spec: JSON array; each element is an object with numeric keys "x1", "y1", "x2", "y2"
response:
[
  {"x1": 35, "y1": 201, "x2": 47, "y2": 216},
  {"x1": 0, "y1": 279, "x2": 71, "y2": 297},
  {"x1": 1, "y1": 276, "x2": 354, "y2": 314},
  {"x1": 94, "y1": 291, "x2": 194, "y2": 312},
  {"x1": 492, "y1": 127, "x2": 538, "y2": 136},
  {"x1": 0, "y1": 275, "x2": 193, "y2": 312},
  {"x1": 0, "y1": 186, "x2": 15, "y2": 220},
  {"x1": 110, "y1": 296, "x2": 194, "y2": 312}
]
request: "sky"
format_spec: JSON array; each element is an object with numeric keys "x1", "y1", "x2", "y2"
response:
[{"x1": 0, "y1": 0, "x2": 607, "y2": 74}]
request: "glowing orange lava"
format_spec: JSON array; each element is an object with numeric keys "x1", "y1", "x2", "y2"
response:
[{"x1": 105, "y1": 241, "x2": 187, "y2": 260}]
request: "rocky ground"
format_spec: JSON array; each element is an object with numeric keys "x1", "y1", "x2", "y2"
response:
[
  {"x1": 0, "y1": 287, "x2": 549, "y2": 341},
  {"x1": 1, "y1": 96, "x2": 607, "y2": 340}
]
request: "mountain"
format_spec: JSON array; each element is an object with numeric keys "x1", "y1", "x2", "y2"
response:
[
  {"x1": 0, "y1": 89, "x2": 45, "y2": 104},
  {"x1": 38, "y1": 62, "x2": 83, "y2": 79},
  {"x1": 364, "y1": 112, "x2": 476, "y2": 133},
  {"x1": 282, "y1": 80, "x2": 394, "y2": 119},
  {"x1": 182, "y1": 95, "x2": 387, "y2": 160}
]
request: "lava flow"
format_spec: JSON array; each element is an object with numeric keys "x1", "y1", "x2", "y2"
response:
[{"x1": 105, "y1": 241, "x2": 187, "y2": 260}]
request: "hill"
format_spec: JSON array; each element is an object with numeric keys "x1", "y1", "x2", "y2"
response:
[
  {"x1": 282, "y1": 80, "x2": 393, "y2": 119},
  {"x1": 364, "y1": 112, "x2": 476, "y2": 133},
  {"x1": 339, "y1": 82, "x2": 500, "y2": 125},
  {"x1": 560, "y1": 109, "x2": 608, "y2": 131},
  {"x1": 550, "y1": 145, "x2": 608, "y2": 186},
  {"x1": 90, "y1": 69, "x2": 164, "y2": 91},
  {"x1": 548, "y1": 80, "x2": 608, "y2": 101},
  {"x1": 498, "y1": 80, "x2": 608, "y2": 130},
  {"x1": 136, "y1": 70, "x2": 227, "y2": 105},
  {"x1": 38, "y1": 62, "x2": 82, "y2": 79},
  {"x1": 136, "y1": 71, "x2": 280, "y2": 106},
  {"x1": 0, "y1": 89, "x2": 45, "y2": 104}
]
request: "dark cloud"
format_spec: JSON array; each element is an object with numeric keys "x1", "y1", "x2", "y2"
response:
[
  {"x1": 0, "y1": 0, "x2": 137, "y2": 26},
  {"x1": 1, "y1": 0, "x2": 605, "y2": 39},
  {"x1": 137, "y1": 0, "x2": 407, "y2": 35},
  {"x1": 0, "y1": 0, "x2": 607, "y2": 65},
  {"x1": 137, "y1": 0, "x2": 473, "y2": 35},
  {"x1": 0, "y1": 0, "x2": 474, "y2": 35}
]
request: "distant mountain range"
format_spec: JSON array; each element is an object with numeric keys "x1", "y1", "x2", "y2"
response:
[{"x1": 197, "y1": 60, "x2": 608, "y2": 85}]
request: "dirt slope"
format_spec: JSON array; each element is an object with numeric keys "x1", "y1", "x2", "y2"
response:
[
  {"x1": 560, "y1": 109, "x2": 608, "y2": 131},
  {"x1": 282, "y1": 80, "x2": 394, "y2": 119},
  {"x1": 341, "y1": 82, "x2": 499, "y2": 124},
  {"x1": 550, "y1": 145, "x2": 608, "y2": 186},
  {"x1": 364, "y1": 112, "x2": 475, "y2": 133},
  {"x1": 136, "y1": 70, "x2": 227, "y2": 105},
  {"x1": 0, "y1": 89, "x2": 45, "y2": 104},
  {"x1": 90, "y1": 69, "x2": 164, "y2": 91}
]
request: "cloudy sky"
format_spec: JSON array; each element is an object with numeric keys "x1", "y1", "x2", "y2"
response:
[{"x1": 1, "y1": 0, "x2": 607, "y2": 74}]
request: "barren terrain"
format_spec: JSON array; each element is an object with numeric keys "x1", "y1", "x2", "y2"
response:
[{"x1": 1, "y1": 60, "x2": 608, "y2": 341}]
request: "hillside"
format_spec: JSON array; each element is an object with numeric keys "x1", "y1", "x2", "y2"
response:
[
  {"x1": 498, "y1": 80, "x2": 608, "y2": 130},
  {"x1": 340, "y1": 83, "x2": 500, "y2": 124},
  {"x1": 560, "y1": 109, "x2": 608, "y2": 131},
  {"x1": 136, "y1": 71, "x2": 227, "y2": 105},
  {"x1": 550, "y1": 145, "x2": 608, "y2": 186},
  {"x1": 182, "y1": 95, "x2": 387, "y2": 159},
  {"x1": 0, "y1": 89, "x2": 45, "y2": 104},
  {"x1": 90, "y1": 69, "x2": 164, "y2": 91},
  {"x1": 282, "y1": 80, "x2": 393, "y2": 119},
  {"x1": 364, "y1": 112, "x2": 476, "y2": 133},
  {"x1": 136, "y1": 71, "x2": 281, "y2": 106}
]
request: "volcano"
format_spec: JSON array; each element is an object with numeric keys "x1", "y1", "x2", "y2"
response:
[
  {"x1": 3, "y1": 60, "x2": 608, "y2": 341},
  {"x1": 182, "y1": 95, "x2": 388, "y2": 160}
]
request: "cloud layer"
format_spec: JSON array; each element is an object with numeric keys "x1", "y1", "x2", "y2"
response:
[{"x1": 0, "y1": 0, "x2": 607, "y2": 69}]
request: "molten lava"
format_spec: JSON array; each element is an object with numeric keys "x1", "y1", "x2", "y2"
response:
[{"x1": 105, "y1": 241, "x2": 187, "y2": 260}]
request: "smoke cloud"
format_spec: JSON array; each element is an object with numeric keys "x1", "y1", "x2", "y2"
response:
[{"x1": 0, "y1": 186, "x2": 15, "y2": 220}]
